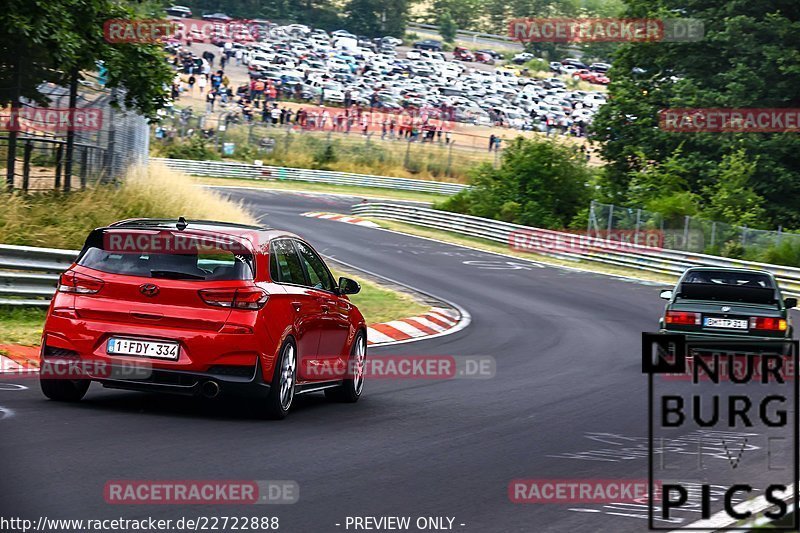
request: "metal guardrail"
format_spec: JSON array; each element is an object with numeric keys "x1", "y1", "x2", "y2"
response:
[
  {"x1": 151, "y1": 157, "x2": 468, "y2": 195},
  {"x1": 406, "y1": 22, "x2": 524, "y2": 49},
  {"x1": 3, "y1": 204, "x2": 800, "y2": 306},
  {"x1": 0, "y1": 245, "x2": 78, "y2": 306},
  {"x1": 351, "y1": 202, "x2": 800, "y2": 297}
]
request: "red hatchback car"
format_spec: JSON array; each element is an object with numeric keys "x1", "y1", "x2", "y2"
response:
[{"x1": 40, "y1": 218, "x2": 367, "y2": 419}]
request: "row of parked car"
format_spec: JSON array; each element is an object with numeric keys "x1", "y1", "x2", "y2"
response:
[{"x1": 168, "y1": 16, "x2": 610, "y2": 131}]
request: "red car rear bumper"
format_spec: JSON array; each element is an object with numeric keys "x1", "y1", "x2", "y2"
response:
[{"x1": 41, "y1": 313, "x2": 277, "y2": 398}]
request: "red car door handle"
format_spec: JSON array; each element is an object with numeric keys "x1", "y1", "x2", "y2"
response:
[
  {"x1": 321, "y1": 304, "x2": 330, "y2": 313},
  {"x1": 292, "y1": 301, "x2": 302, "y2": 312}
]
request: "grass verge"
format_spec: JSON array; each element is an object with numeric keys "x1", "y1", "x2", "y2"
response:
[
  {"x1": 0, "y1": 307, "x2": 47, "y2": 346},
  {"x1": 333, "y1": 270, "x2": 430, "y2": 325},
  {"x1": 192, "y1": 176, "x2": 450, "y2": 204},
  {"x1": 369, "y1": 218, "x2": 677, "y2": 285},
  {"x1": 0, "y1": 162, "x2": 257, "y2": 249}
]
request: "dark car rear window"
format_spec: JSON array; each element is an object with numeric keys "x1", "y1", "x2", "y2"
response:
[
  {"x1": 678, "y1": 270, "x2": 776, "y2": 304},
  {"x1": 77, "y1": 230, "x2": 255, "y2": 281}
]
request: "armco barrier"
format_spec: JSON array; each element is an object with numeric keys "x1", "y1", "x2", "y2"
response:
[
  {"x1": 2, "y1": 208, "x2": 800, "y2": 307},
  {"x1": 151, "y1": 157, "x2": 468, "y2": 196},
  {"x1": 350, "y1": 202, "x2": 800, "y2": 297},
  {"x1": 0, "y1": 245, "x2": 78, "y2": 306}
]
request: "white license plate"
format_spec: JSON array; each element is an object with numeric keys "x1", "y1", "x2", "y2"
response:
[
  {"x1": 107, "y1": 338, "x2": 180, "y2": 360},
  {"x1": 703, "y1": 317, "x2": 748, "y2": 330}
]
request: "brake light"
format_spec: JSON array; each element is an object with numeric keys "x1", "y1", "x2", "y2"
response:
[
  {"x1": 199, "y1": 288, "x2": 268, "y2": 310},
  {"x1": 665, "y1": 311, "x2": 701, "y2": 325},
  {"x1": 749, "y1": 317, "x2": 787, "y2": 331},
  {"x1": 58, "y1": 271, "x2": 104, "y2": 294}
]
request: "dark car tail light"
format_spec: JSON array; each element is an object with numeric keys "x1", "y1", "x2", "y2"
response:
[
  {"x1": 749, "y1": 317, "x2": 787, "y2": 331},
  {"x1": 199, "y1": 288, "x2": 268, "y2": 310},
  {"x1": 58, "y1": 271, "x2": 104, "y2": 294},
  {"x1": 665, "y1": 311, "x2": 701, "y2": 325}
]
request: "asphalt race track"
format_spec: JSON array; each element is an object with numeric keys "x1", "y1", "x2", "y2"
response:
[{"x1": 1, "y1": 188, "x2": 796, "y2": 532}]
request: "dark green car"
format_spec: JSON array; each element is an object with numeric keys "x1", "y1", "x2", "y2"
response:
[{"x1": 659, "y1": 267, "x2": 796, "y2": 340}]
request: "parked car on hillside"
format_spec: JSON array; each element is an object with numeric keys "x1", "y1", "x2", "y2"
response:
[{"x1": 413, "y1": 39, "x2": 443, "y2": 51}]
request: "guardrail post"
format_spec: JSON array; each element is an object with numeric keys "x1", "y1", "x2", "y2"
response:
[{"x1": 606, "y1": 204, "x2": 614, "y2": 234}]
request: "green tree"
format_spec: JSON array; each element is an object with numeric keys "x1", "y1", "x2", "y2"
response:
[
  {"x1": 591, "y1": 0, "x2": 800, "y2": 227},
  {"x1": 702, "y1": 149, "x2": 766, "y2": 227},
  {"x1": 342, "y1": 0, "x2": 409, "y2": 37},
  {"x1": 430, "y1": 0, "x2": 484, "y2": 30},
  {"x1": 437, "y1": 137, "x2": 592, "y2": 228},
  {"x1": 438, "y1": 11, "x2": 458, "y2": 43},
  {"x1": 0, "y1": 0, "x2": 172, "y2": 118}
]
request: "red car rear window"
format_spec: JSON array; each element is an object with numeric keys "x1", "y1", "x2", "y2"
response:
[{"x1": 77, "y1": 230, "x2": 254, "y2": 281}]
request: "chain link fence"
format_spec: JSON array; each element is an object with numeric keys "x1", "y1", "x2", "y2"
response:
[
  {"x1": 1, "y1": 73, "x2": 150, "y2": 192},
  {"x1": 588, "y1": 200, "x2": 800, "y2": 265}
]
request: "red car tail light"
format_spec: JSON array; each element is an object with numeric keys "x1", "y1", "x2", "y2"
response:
[
  {"x1": 199, "y1": 288, "x2": 268, "y2": 310},
  {"x1": 58, "y1": 271, "x2": 104, "y2": 294},
  {"x1": 665, "y1": 311, "x2": 701, "y2": 325},
  {"x1": 749, "y1": 317, "x2": 787, "y2": 331}
]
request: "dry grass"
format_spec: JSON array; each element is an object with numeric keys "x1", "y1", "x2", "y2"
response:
[{"x1": 0, "y1": 162, "x2": 256, "y2": 249}]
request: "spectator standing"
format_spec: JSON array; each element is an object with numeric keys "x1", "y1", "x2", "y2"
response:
[
  {"x1": 206, "y1": 90, "x2": 216, "y2": 114},
  {"x1": 235, "y1": 48, "x2": 243, "y2": 65},
  {"x1": 187, "y1": 75, "x2": 196, "y2": 93},
  {"x1": 253, "y1": 80, "x2": 265, "y2": 104},
  {"x1": 197, "y1": 74, "x2": 207, "y2": 93},
  {"x1": 321, "y1": 108, "x2": 331, "y2": 129},
  {"x1": 210, "y1": 71, "x2": 222, "y2": 91},
  {"x1": 488, "y1": 134, "x2": 496, "y2": 152}
]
